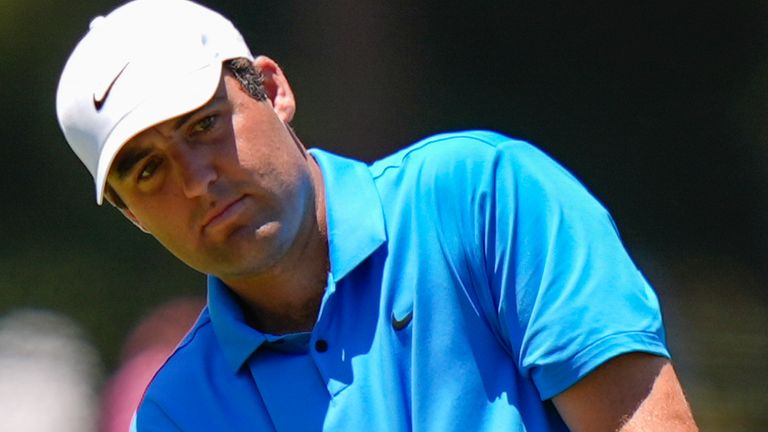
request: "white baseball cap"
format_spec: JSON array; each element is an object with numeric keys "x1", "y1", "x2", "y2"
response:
[{"x1": 56, "y1": 0, "x2": 252, "y2": 204}]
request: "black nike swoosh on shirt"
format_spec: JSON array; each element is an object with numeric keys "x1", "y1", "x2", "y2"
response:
[
  {"x1": 93, "y1": 62, "x2": 129, "y2": 111},
  {"x1": 391, "y1": 310, "x2": 413, "y2": 331}
]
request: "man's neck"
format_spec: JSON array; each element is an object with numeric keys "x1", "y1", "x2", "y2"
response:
[
  {"x1": 231, "y1": 231, "x2": 329, "y2": 334},
  {"x1": 221, "y1": 157, "x2": 329, "y2": 335}
]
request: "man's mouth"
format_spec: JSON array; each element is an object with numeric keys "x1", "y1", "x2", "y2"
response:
[{"x1": 201, "y1": 195, "x2": 247, "y2": 232}]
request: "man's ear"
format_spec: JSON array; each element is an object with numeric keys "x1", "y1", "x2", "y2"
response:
[
  {"x1": 116, "y1": 207, "x2": 151, "y2": 234},
  {"x1": 254, "y1": 55, "x2": 296, "y2": 123}
]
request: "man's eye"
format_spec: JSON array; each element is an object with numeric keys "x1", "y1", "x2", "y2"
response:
[
  {"x1": 191, "y1": 115, "x2": 216, "y2": 134},
  {"x1": 138, "y1": 157, "x2": 163, "y2": 181}
]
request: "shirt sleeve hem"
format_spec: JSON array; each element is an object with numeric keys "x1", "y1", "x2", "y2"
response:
[{"x1": 534, "y1": 331, "x2": 671, "y2": 400}]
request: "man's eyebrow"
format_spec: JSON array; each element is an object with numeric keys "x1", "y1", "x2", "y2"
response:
[
  {"x1": 173, "y1": 94, "x2": 227, "y2": 131},
  {"x1": 113, "y1": 147, "x2": 152, "y2": 181},
  {"x1": 173, "y1": 109, "x2": 199, "y2": 131}
]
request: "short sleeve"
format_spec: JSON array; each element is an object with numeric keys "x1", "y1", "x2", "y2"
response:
[{"x1": 475, "y1": 136, "x2": 669, "y2": 400}]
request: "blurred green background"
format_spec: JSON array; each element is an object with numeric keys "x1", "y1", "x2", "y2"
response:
[{"x1": 2, "y1": 1, "x2": 767, "y2": 429}]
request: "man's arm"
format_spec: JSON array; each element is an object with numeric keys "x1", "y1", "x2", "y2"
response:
[{"x1": 551, "y1": 352, "x2": 698, "y2": 431}]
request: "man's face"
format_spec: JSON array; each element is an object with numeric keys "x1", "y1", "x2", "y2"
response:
[{"x1": 107, "y1": 68, "x2": 316, "y2": 282}]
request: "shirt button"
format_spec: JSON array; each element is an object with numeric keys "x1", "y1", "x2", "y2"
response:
[{"x1": 315, "y1": 339, "x2": 328, "y2": 353}]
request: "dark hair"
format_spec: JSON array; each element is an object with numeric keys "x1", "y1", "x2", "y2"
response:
[
  {"x1": 106, "y1": 57, "x2": 267, "y2": 210},
  {"x1": 224, "y1": 57, "x2": 268, "y2": 101}
]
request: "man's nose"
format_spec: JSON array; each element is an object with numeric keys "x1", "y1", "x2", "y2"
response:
[{"x1": 173, "y1": 146, "x2": 218, "y2": 198}]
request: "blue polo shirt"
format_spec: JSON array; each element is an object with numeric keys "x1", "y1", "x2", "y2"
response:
[{"x1": 134, "y1": 130, "x2": 669, "y2": 431}]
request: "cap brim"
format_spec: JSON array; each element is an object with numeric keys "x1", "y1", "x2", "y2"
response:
[{"x1": 94, "y1": 63, "x2": 224, "y2": 205}]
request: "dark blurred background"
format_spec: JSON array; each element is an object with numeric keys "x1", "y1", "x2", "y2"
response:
[{"x1": 1, "y1": 1, "x2": 767, "y2": 429}]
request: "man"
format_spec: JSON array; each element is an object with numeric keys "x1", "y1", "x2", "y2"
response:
[{"x1": 56, "y1": 0, "x2": 698, "y2": 430}]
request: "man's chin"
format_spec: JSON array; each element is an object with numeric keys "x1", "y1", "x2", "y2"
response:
[{"x1": 196, "y1": 225, "x2": 291, "y2": 278}]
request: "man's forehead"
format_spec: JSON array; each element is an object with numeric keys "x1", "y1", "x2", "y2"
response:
[{"x1": 114, "y1": 117, "x2": 175, "y2": 161}]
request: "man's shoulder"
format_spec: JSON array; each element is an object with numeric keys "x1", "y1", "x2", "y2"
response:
[
  {"x1": 370, "y1": 129, "x2": 531, "y2": 177},
  {"x1": 408, "y1": 129, "x2": 520, "y2": 149},
  {"x1": 139, "y1": 309, "x2": 219, "y2": 403}
]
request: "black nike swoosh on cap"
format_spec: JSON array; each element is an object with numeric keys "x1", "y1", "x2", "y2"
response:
[
  {"x1": 391, "y1": 310, "x2": 413, "y2": 331},
  {"x1": 93, "y1": 62, "x2": 129, "y2": 111}
]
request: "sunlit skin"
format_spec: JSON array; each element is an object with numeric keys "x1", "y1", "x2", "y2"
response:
[{"x1": 107, "y1": 57, "x2": 328, "y2": 333}]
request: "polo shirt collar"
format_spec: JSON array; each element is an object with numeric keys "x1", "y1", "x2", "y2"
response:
[
  {"x1": 309, "y1": 148, "x2": 387, "y2": 282},
  {"x1": 207, "y1": 275, "x2": 266, "y2": 371},
  {"x1": 208, "y1": 148, "x2": 387, "y2": 372}
]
